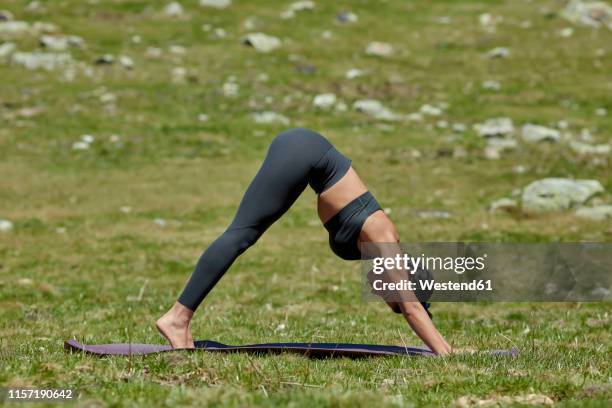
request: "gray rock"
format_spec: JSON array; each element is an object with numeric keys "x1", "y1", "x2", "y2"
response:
[
  {"x1": 575, "y1": 205, "x2": 612, "y2": 221},
  {"x1": 0, "y1": 10, "x2": 14, "y2": 21},
  {"x1": 313, "y1": 93, "x2": 336, "y2": 110},
  {"x1": 336, "y1": 11, "x2": 358, "y2": 24},
  {"x1": 199, "y1": 0, "x2": 231, "y2": 8},
  {"x1": 365, "y1": 41, "x2": 394, "y2": 57},
  {"x1": 489, "y1": 198, "x2": 518, "y2": 213},
  {"x1": 0, "y1": 41, "x2": 16, "y2": 58},
  {"x1": 415, "y1": 210, "x2": 452, "y2": 219},
  {"x1": 164, "y1": 2, "x2": 184, "y2": 17},
  {"x1": 12, "y1": 51, "x2": 72, "y2": 70},
  {"x1": 0, "y1": 219, "x2": 13, "y2": 232},
  {"x1": 39, "y1": 34, "x2": 84, "y2": 51},
  {"x1": 419, "y1": 104, "x2": 443, "y2": 116},
  {"x1": 561, "y1": 0, "x2": 612, "y2": 29},
  {"x1": 345, "y1": 68, "x2": 365, "y2": 79},
  {"x1": 95, "y1": 54, "x2": 114, "y2": 64},
  {"x1": 521, "y1": 124, "x2": 561, "y2": 143},
  {"x1": 486, "y1": 46, "x2": 510, "y2": 58},
  {"x1": 481, "y1": 80, "x2": 501, "y2": 90},
  {"x1": 474, "y1": 117, "x2": 514, "y2": 137},
  {"x1": 353, "y1": 99, "x2": 401, "y2": 121},
  {"x1": 569, "y1": 141, "x2": 611, "y2": 155},
  {"x1": 252, "y1": 111, "x2": 289, "y2": 125},
  {"x1": 242, "y1": 32, "x2": 281, "y2": 53},
  {"x1": 0, "y1": 21, "x2": 30, "y2": 36},
  {"x1": 522, "y1": 178, "x2": 604, "y2": 212},
  {"x1": 119, "y1": 55, "x2": 134, "y2": 69},
  {"x1": 281, "y1": 1, "x2": 315, "y2": 19}
]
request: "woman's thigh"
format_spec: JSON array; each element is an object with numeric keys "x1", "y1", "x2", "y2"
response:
[{"x1": 317, "y1": 167, "x2": 368, "y2": 224}]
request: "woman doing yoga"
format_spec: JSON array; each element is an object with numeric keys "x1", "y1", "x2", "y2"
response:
[{"x1": 156, "y1": 128, "x2": 452, "y2": 355}]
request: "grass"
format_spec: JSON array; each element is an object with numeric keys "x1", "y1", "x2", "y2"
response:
[{"x1": 1, "y1": 0, "x2": 611, "y2": 406}]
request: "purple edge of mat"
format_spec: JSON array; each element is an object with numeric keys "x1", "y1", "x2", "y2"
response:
[{"x1": 64, "y1": 340, "x2": 519, "y2": 357}]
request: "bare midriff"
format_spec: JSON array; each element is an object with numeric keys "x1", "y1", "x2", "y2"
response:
[{"x1": 316, "y1": 167, "x2": 369, "y2": 224}]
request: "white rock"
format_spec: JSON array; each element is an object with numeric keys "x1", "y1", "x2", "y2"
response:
[
  {"x1": 521, "y1": 124, "x2": 561, "y2": 143},
  {"x1": 198, "y1": 113, "x2": 209, "y2": 122},
  {"x1": 561, "y1": 0, "x2": 612, "y2": 29},
  {"x1": 452, "y1": 123, "x2": 467, "y2": 132},
  {"x1": 353, "y1": 99, "x2": 401, "y2": 121},
  {"x1": 488, "y1": 137, "x2": 518, "y2": 151},
  {"x1": 81, "y1": 134, "x2": 95, "y2": 143},
  {"x1": 474, "y1": 117, "x2": 514, "y2": 137},
  {"x1": 168, "y1": 45, "x2": 186, "y2": 55},
  {"x1": 171, "y1": 66, "x2": 187, "y2": 83},
  {"x1": 72, "y1": 141, "x2": 90, "y2": 150},
  {"x1": 489, "y1": 198, "x2": 518, "y2": 213},
  {"x1": 595, "y1": 107, "x2": 607, "y2": 116},
  {"x1": 119, "y1": 55, "x2": 134, "y2": 69},
  {"x1": 0, "y1": 219, "x2": 14, "y2": 232},
  {"x1": 32, "y1": 22, "x2": 58, "y2": 33},
  {"x1": 345, "y1": 68, "x2": 365, "y2": 79},
  {"x1": 252, "y1": 111, "x2": 289, "y2": 125},
  {"x1": 313, "y1": 93, "x2": 336, "y2": 110},
  {"x1": 522, "y1": 178, "x2": 605, "y2": 212},
  {"x1": 0, "y1": 41, "x2": 16, "y2": 58},
  {"x1": 575, "y1": 205, "x2": 612, "y2": 221},
  {"x1": 336, "y1": 11, "x2": 358, "y2": 24},
  {"x1": 146, "y1": 47, "x2": 163, "y2": 58},
  {"x1": 479, "y1": 13, "x2": 502, "y2": 31},
  {"x1": 199, "y1": 0, "x2": 231, "y2": 8},
  {"x1": 11, "y1": 51, "x2": 72, "y2": 70},
  {"x1": 569, "y1": 141, "x2": 611, "y2": 155},
  {"x1": 0, "y1": 21, "x2": 30, "y2": 35},
  {"x1": 242, "y1": 33, "x2": 281, "y2": 53},
  {"x1": 119, "y1": 206, "x2": 132, "y2": 213},
  {"x1": 405, "y1": 112, "x2": 423, "y2": 122},
  {"x1": 560, "y1": 27, "x2": 574, "y2": 37},
  {"x1": 487, "y1": 47, "x2": 510, "y2": 59},
  {"x1": 281, "y1": 1, "x2": 315, "y2": 19},
  {"x1": 39, "y1": 34, "x2": 83, "y2": 51},
  {"x1": 365, "y1": 41, "x2": 394, "y2": 57},
  {"x1": 419, "y1": 104, "x2": 442, "y2": 116},
  {"x1": 164, "y1": 2, "x2": 184, "y2": 17},
  {"x1": 153, "y1": 218, "x2": 167, "y2": 227},
  {"x1": 416, "y1": 210, "x2": 451, "y2": 219},
  {"x1": 482, "y1": 80, "x2": 501, "y2": 90},
  {"x1": 222, "y1": 81, "x2": 239, "y2": 97}
]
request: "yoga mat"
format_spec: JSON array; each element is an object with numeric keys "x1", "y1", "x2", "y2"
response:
[{"x1": 64, "y1": 339, "x2": 519, "y2": 358}]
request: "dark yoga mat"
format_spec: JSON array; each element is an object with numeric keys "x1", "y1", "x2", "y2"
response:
[{"x1": 64, "y1": 339, "x2": 519, "y2": 358}]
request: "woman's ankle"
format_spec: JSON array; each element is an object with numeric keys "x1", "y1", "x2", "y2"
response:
[{"x1": 167, "y1": 301, "x2": 194, "y2": 324}]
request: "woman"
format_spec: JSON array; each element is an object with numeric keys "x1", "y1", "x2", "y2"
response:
[{"x1": 156, "y1": 128, "x2": 452, "y2": 355}]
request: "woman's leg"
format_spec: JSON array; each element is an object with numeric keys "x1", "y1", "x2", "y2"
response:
[{"x1": 157, "y1": 129, "x2": 328, "y2": 348}]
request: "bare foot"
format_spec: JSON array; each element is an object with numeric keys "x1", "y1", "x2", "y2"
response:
[{"x1": 156, "y1": 302, "x2": 195, "y2": 349}]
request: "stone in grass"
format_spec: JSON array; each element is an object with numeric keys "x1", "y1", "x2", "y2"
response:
[
  {"x1": 474, "y1": 117, "x2": 514, "y2": 137},
  {"x1": 345, "y1": 68, "x2": 365, "y2": 79},
  {"x1": 0, "y1": 41, "x2": 16, "y2": 59},
  {"x1": 242, "y1": 33, "x2": 281, "y2": 53},
  {"x1": 521, "y1": 178, "x2": 604, "y2": 213},
  {"x1": 561, "y1": 0, "x2": 612, "y2": 29},
  {"x1": 252, "y1": 111, "x2": 289, "y2": 125},
  {"x1": 569, "y1": 140, "x2": 611, "y2": 155},
  {"x1": 281, "y1": 1, "x2": 315, "y2": 19},
  {"x1": 199, "y1": 0, "x2": 231, "y2": 8},
  {"x1": 0, "y1": 21, "x2": 30, "y2": 35},
  {"x1": 365, "y1": 41, "x2": 394, "y2": 57},
  {"x1": 0, "y1": 219, "x2": 14, "y2": 232},
  {"x1": 353, "y1": 99, "x2": 401, "y2": 121},
  {"x1": 575, "y1": 205, "x2": 612, "y2": 221},
  {"x1": 336, "y1": 11, "x2": 358, "y2": 24},
  {"x1": 486, "y1": 46, "x2": 510, "y2": 59},
  {"x1": 95, "y1": 54, "x2": 114, "y2": 65},
  {"x1": 164, "y1": 2, "x2": 184, "y2": 17},
  {"x1": 481, "y1": 80, "x2": 501, "y2": 90},
  {"x1": 12, "y1": 51, "x2": 72, "y2": 70},
  {"x1": 0, "y1": 10, "x2": 14, "y2": 21},
  {"x1": 313, "y1": 93, "x2": 336, "y2": 110},
  {"x1": 39, "y1": 34, "x2": 84, "y2": 51},
  {"x1": 489, "y1": 198, "x2": 518, "y2": 213},
  {"x1": 521, "y1": 124, "x2": 561, "y2": 143}
]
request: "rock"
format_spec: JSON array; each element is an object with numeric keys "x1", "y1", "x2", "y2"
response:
[
  {"x1": 487, "y1": 46, "x2": 510, "y2": 58},
  {"x1": 168, "y1": 45, "x2": 186, "y2": 55},
  {"x1": 521, "y1": 178, "x2": 604, "y2": 212},
  {"x1": 0, "y1": 21, "x2": 30, "y2": 36},
  {"x1": 242, "y1": 32, "x2": 281, "y2": 53},
  {"x1": 482, "y1": 79, "x2": 501, "y2": 90},
  {"x1": 95, "y1": 54, "x2": 114, "y2": 64},
  {"x1": 12, "y1": 51, "x2": 72, "y2": 70},
  {"x1": 365, "y1": 41, "x2": 394, "y2": 57},
  {"x1": 222, "y1": 80, "x2": 239, "y2": 97},
  {"x1": 336, "y1": 11, "x2": 358, "y2": 24},
  {"x1": 521, "y1": 124, "x2": 561, "y2": 143},
  {"x1": 561, "y1": 0, "x2": 612, "y2": 29},
  {"x1": 479, "y1": 13, "x2": 502, "y2": 31},
  {"x1": 281, "y1": 1, "x2": 315, "y2": 19},
  {"x1": 39, "y1": 34, "x2": 84, "y2": 51},
  {"x1": 32, "y1": 22, "x2": 58, "y2": 33},
  {"x1": 153, "y1": 218, "x2": 167, "y2": 227},
  {"x1": 197, "y1": 113, "x2": 209, "y2": 122},
  {"x1": 0, "y1": 219, "x2": 13, "y2": 232},
  {"x1": 353, "y1": 99, "x2": 401, "y2": 121},
  {"x1": 452, "y1": 123, "x2": 467, "y2": 132},
  {"x1": 575, "y1": 205, "x2": 612, "y2": 220},
  {"x1": 490, "y1": 198, "x2": 518, "y2": 213},
  {"x1": 145, "y1": 47, "x2": 162, "y2": 58},
  {"x1": 171, "y1": 66, "x2": 187, "y2": 83},
  {"x1": 72, "y1": 141, "x2": 90, "y2": 150},
  {"x1": 560, "y1": 27, "x2": 574, "y2": 37},
  {"x1": 199, "y1": 0, "x2": 231, "y2": 8},
  {"x1": 81, "y1": 134, "x2": 95, "y2": 143},
  {"x1": 474, "y1": 117, "x2": 514, "y2": 137},
  {"x1": 119, "y1": 55, "x2": 134, "y2": 69},
  {"x1": 415, "y1": 210, "x2": 452, "y2": 219},
  {"x1": 0, "y1": 41, "x2": 16, "y2": 58},
  {"x1": 569, "y1": 141, "x2": 611, "y2": 155},
  {"x1": 313, "y1": 93, "x2": 336, "y2": 110},
  {"x1": 488, "y1": 137, "x2": 518, "y2": 150},
  {"x1": 163, "y1": 2, "x2": 184, "y2": 17},
  {"x1": 419, "y1": 104, "x2": 443, "y2": 116},
  {"x1": 252, "y1": 111, "x2": 289, "y2": 125},
  {"x1": 345, "y1": 68, "x2": 365, "y2": 79},
  {"x1": 595, "y1": 107, "x2": 607, "y2": 116},
  {"x1": 0, "y1": 10, "x2": 14, "y2": 21}
]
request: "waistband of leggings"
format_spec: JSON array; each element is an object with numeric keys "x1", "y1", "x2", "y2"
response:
[{"x1": 323, "y1": 191, "x2": 377, "y2": 231}]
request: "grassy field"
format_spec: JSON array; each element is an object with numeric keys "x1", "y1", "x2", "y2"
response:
[{"x1": 1, "y1": 0, "x2": 611, "y2": 406}]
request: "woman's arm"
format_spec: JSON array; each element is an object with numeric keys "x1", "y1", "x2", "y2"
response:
[{"x1": 398, "y1": 301, "x2": 452, "y2": 355}]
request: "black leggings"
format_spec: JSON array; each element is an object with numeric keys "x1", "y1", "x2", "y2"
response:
[{"x1": 178, "y1": 128, "x2": 352, "y2": 311}]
